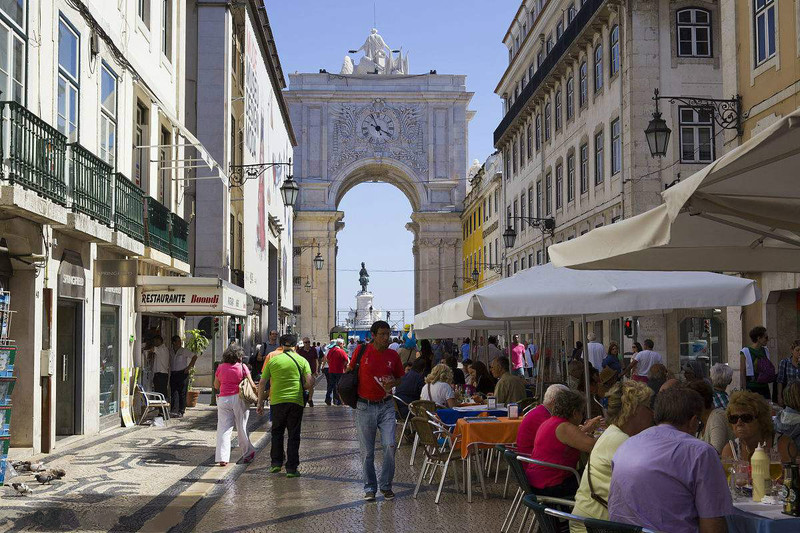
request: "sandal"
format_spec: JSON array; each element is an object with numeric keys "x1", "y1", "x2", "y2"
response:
[{"x1": 218, "y1": 461, "x2": 228, "y2": 466}]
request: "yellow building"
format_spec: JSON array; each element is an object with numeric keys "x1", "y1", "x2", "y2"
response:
[
  {"x1": 460, "y1": 153, "x2": 503, "y2": 295},
  {"x1": 721, "y1": 0, "x2": 800, "y2": 365}
]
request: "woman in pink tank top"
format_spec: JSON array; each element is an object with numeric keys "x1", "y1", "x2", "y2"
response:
[{"x1": 527, "y1": 389, "x2": 601, "y2": 498}]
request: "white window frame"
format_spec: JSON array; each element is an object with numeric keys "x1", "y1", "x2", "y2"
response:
[
  {"x1": 594, "y1": 130, "x2": 604, "y2": 185},
  {"x1": 753, "y1": 0, "x2": 776, "y2": 66},
  {"x1": 555, "y1": 89, "x2": 562, "y2": 131},
  {"x1": 676, "y1": 8, "x2": 712, "y2": 58},
  {"x1": 611, "y1": 118, "x2": 621, "y2": 175},
  {"x1": 57, "y1": 17, "x2": 80, "y2": 143},
  {"x1": 610, "y1": 25, "x2": 621, "y2": 75},
  {"x1": 678, "y1": 106, "x2": 715, "y2": 163},
  {"x1": 161, "y1": 0, "x2": 172, "y2": 62},
  {"x1": 139, "y1": 0, "x2": 151, "y2": 29},
  {"x1": 99, "y1": 63, "x2": 117, "y2": 167},
  {"x1": 579, "y1": 143, "x2": 588, "y2": 193},
  {"x1": 594, "y1": 43, "x2": 603, "y2": 93},
  {"x1": 579, "y1": 60, "x2": 588, "y2": 107},
  {"x1": 555, "y1": 163, "x2": 563, "y2": 209},
  {"x1": 566, "y1": 75, "x2": 574, "y2": 119},
  {"x1": 0, "y1": 19, "x2": 24, "y2": 104},
  {"x1": 567, "y1": 153, "x2": 575, "y2": 202}
]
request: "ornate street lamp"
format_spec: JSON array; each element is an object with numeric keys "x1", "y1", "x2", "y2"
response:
[
  {"x1": 304, "y1": 279, "x2": 311, "y2": 293},
  {"x1": 503, "y1": 225, "x2": 517, "y2": 249},
  {"x1": 313, "y1": 252, "x2": 324, "y2": 271},
  {"x1": 645, "y1": 90, "x2": 671, "y2": 158},
  {"x1": 280, "y1": 175, "x2": 300, "y2": 208},
  {"x1": 452, "y1": 279, "x2": 459, "y2": 295},
  {"x1": 645, "y1": 88, "x2": 744, "y2": 159},
  {"x1": 471, "y1": 267, "x2": 480, "y2": 283}
]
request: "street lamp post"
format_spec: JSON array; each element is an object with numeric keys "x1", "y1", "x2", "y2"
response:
[
  {"x1": 645, "y1": 88, "x2": 744, "y2": 158},
  {"x1": 502, "y1": 216, "x2": 556, "y2": 249}
]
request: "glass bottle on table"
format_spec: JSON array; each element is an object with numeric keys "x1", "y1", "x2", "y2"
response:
[{"x1": 769, "y1": 447, "x2": 783, "y2": 497}]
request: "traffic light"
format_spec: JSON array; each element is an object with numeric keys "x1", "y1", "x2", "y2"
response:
[
  {"x1": 213, "y1": 317, "x2": 220, "y2": 335},
  {"x1": 703, "y1": 319, "x2": 711, "y2": 336},
  {"x1": 624, "y1": 318, "x2": 634, "y2": 338}
]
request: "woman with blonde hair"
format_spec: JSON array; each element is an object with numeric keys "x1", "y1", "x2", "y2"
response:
[
  {"x1": 722, "y1": 390, "x2": 791, "y2": 463},
  {"x1": 420, "y1": 363, "x2": 457, "y2": 407},
  {"x1": 570, "y1": 381, "x2": 654, "y2": 530}
]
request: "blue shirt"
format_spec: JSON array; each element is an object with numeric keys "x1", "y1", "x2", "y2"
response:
[
  {"x1": 461, "y1": 343, "x2": 470, "y2": 361},
  {"x1": 402, "y1": 331, "x2": 416, "y2": 349},
  {"x1": 602, "y1": 354, "x2": 622, "y2": 373}
]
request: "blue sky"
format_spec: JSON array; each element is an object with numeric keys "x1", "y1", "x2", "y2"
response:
[{"x1": 267, "y1": 1, "x2": 513, "y2": 322}]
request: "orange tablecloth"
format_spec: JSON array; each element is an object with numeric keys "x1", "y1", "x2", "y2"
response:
[{"x1": 454, "y1": 416, "x2": 522, "y2": 459}]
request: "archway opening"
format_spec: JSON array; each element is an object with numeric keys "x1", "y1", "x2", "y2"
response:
[{"x1": 336, "y1": 182, "x2": 414, "y2": 339}]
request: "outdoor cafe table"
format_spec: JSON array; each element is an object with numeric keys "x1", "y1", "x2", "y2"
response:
[
  {"x1": 454, "y1": 416, "x2": 523, "y2": 502},
  {"x1": 728, "y1": 501, "x2": 800, "y2": 533},
  {"x1": 436, "y1": 405, "x2": 508, "y2": 426}
]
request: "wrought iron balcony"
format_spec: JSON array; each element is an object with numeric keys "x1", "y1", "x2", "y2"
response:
[
  {"x1": 169, "y1": 211, "x2": 189, "y2": 263},
  {"x1": 0, "y1": 101, "x2": 67, "y2": 204},
  {"x1": 145, "y1": 196, "x2": 171, "y2": 255},
  {"x1": 494, "y1": 0, "x2": 607, "y2": 146},
  {"x1": 68, "y1": 143, "x2": 112, "y2": 224},
  {"x1": 114, "y1": 173, "x2": 145, "y2": 242}
]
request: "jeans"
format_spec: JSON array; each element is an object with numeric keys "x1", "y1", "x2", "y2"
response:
[
  {"x1": 512, "y1": 368, "x2": 525, "y2": 377},
  {"x1": 270, "y1": 402, "x2": 304, "y2": 472},
  {"x1": 326, "y1": 373, "x2": 343, "y2": 405},
  {"x1": 355, "y1": 399, "x2": 397, "y2": 493},
  {"x1": 170, "y1": 370, "x2": 189, "y2": 414},
  {"x1": 215, "y1": 394, "x2": 254, "y2": 463}
]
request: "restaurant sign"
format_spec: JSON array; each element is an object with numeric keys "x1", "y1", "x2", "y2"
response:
[{"x1": 137, "y1": 282, "x2": 247, "y2": 316}]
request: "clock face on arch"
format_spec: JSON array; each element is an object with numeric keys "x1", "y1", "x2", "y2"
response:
[{"x1": 360, "y1": 111, "x2": 396, "y2": 143}]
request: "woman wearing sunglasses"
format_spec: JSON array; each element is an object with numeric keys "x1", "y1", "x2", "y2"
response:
[{"x1": 721, "y1": 390, "x2": 791, "y2": 463}]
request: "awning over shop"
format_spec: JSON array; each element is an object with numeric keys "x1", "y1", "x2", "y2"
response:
[
  {"x1": 136, "y1": 276, "x2": 247, "y2": 317},
  {"x1": 548, "y1": 108, "x2": 800, "y2": 272}
]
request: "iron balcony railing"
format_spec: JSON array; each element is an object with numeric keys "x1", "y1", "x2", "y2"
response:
[
  {"x1": 145, "y1": 196, "x2": 171, "y2": 255},
  {"x1": 1, "y1": 101, "x2": 68, "y2": 204},
  {"x1": 169, "y1": 211, "x2": 189, "y2": 263},
  {"x1": 114, "y1": 174, "x2": 145, "y2": 242},
  {"x1": 494, "y1": 0, "x2": 606, "y2": 146},
  {"x1": 69, "y1": 142, "x2": 112, "y2": 224}
]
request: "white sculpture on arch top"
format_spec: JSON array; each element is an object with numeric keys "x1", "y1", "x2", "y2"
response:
[{"x1": 341, "y1": 28, "x2": 410, "y2": 75}]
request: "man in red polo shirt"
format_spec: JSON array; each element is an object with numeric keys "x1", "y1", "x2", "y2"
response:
[
  {"x1": 348, "y1": 320, "x2": 404, "y2": 502},
  {"x1": 323, "y1": 338, "x2": 349, "y2": 406}
]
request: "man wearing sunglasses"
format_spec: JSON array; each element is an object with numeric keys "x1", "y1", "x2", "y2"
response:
[{"x1": 609, "y1": 387, "x2": 732, "y2": 533}]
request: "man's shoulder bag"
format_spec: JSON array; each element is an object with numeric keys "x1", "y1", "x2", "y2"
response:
[
  {"x1": 284, "y1": 351, "x2": 310, "y2": 405},
  {"x1": 338, "y1": 344, "x2": 366, "y2": 409}
]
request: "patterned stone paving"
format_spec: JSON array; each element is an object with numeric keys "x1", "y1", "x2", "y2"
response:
[{"x1": 1, "y1": 385, "x2": 512, "y2": 532}]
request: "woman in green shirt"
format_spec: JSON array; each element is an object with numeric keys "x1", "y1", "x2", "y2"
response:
[{"x1": 570, "y1": 381, "x2": 654, "y2": 531}]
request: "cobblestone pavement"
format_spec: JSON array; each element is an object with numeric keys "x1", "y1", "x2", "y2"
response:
[{"x1": 1, "y1": 384, "x2": 512, "y2": 532}]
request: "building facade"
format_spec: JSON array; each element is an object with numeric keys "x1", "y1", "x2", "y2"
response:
[
  {"x1": 185, "y1": 0, "x2": 296, "y2": 383},
  {"x1": 0, "y1": 0, "x2": 214, "y2": 453},
  {"x1": 495, "y1": 0, "x2": 728, "y2": 368},
  {"x1": 460, "y1": 153, "x2": 503, "y2": 294},
  {"x1": 720, "y1": 0, "x2": 800, "y2": 382}
]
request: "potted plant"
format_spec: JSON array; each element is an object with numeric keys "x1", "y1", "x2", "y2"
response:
[{"x1": 184, "y1": 328, "x2": 209, "y2": 408}]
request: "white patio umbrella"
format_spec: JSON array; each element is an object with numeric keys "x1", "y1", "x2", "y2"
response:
[
  {"x1": 413, "y1": 264, "x2": 760, "y2": 412},
  {"x1": 548, "y1": 108, "x2": 800, "y2": 271}
]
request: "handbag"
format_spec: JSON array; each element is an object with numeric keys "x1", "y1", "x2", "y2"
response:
[
  {"x1": 285, "y1": 352, "x2": 310, "y2": 405},
  {"x1": 338, "y1": 344, "x2": 366, "y2": 409},
  {"x1": 238, "y1": 363, "x2": 259, "y2": 405}
]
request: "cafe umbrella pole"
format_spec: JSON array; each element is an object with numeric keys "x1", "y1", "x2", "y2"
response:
[{"x1": 581, "y1": 314, "x2": 592, "y2": 417}]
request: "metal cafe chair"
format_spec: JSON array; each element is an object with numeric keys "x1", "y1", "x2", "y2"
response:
[{"x1": 410, "y1": 416, "x2": 461, "y2": 504}]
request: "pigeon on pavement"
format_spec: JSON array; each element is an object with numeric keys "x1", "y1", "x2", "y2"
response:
[{"x1": 11, "y1": 482, "x2": 32, "y2": 496}]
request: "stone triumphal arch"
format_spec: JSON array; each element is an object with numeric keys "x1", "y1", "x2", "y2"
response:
[{"x1": 286, "y1": 29, "x2": 473, "y2": 341}]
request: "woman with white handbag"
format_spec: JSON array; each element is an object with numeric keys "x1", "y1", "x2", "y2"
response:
[{"x1": 214, "y1": 344, "x2": 257, "y2": 466}]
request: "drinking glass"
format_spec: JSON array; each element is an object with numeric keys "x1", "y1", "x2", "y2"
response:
[{"x1": 769, "y1": 448, "x2": 783, "y2": 497}]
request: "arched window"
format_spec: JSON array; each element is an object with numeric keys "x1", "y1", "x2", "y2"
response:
[
  {"x1": 579, "y1": 60, "x2": 588, "y2": 107},
  {"x1": 676, "y1": 8, "x2": 712, "y2": 57},
  {"x1": 544, "y1": 101, "x2": 552, "y2": 141},
  {"x1": 610, "y1": 26, "x2": 620, "y2": 76},
  {"x1": 566, "y1": 75, "x2": 574, "y2": 119},
  {"x1": 594, "y1": 43, "x2": 603, "y2": 92}
]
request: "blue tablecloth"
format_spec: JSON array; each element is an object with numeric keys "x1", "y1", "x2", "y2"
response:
[
  {"x1": 727, "y1": 502, "x2": 800, "y2": 533},
  {"x1": 437, "y1": 408, "x2": 508, "y2": 426}
]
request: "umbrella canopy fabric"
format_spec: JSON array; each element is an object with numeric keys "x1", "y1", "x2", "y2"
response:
[
  {"x1": 548, "y1": 108, "x2": 800, "y2": 272},
  {"x1": 413, "y1": 264, "x2": 760, "y2": 327}
]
